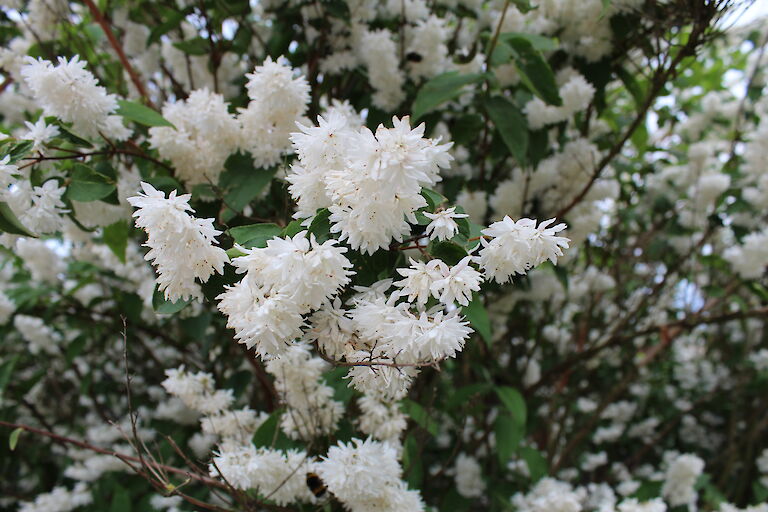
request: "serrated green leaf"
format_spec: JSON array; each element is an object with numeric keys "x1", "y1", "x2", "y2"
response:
[
  {"x1": 9, "y1": 428, "x2": 22, "y2": 451},
  {"x1": 152, "y1": 286, "x2": 191, "y2": 314},
  {"x1": 485, "y1": 96, "x2": 528, "y2": 164},
  {"x1": 496, "y1": 386, "x2": 527, "y2": 426},
  {"x1": 103, "y1": 220, "x2": 129, "y2": 263},
  {"x1": 0, "y1": 201, "x2": 35, "y2": 236},
  {"x1": 461, "y1": 292, "x2": 492, "y2": 344},
  {"x1": 412, "y1": 72, "x2": 486, "y2": 121},
  {"x1": 66, "y1": 164, "x2": 115, "y2": 202},
  {"x1": 228, "y1": 223, "x2": 282, "y2": 249},
  {"x1": 116, "y1": 99, "x2": 174, "y2": 128}
]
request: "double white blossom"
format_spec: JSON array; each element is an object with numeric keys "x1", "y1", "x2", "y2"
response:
[
  {"x1": 21, "y1": 55, "x2": 130, "y2": 140},
  {"x1": 128, "y1": 182, "x2": 228, "y2": 302}
]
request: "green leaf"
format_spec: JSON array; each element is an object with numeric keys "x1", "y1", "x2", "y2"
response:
[
  {"x1": 446, "y1": 382, "x2": 491, "y2": 410},
  {"x1": 495, "y1": 413, "x2": 524, "y2": 465},
  {"x1": 219, "y1": 152, "x2": 276, "y2": 219},
  {"x1": 402, "y1": 434, "x2": 423, "y2": 489},
  {"x1": 110, "y1": 485, "x2": 131, "y2": 512},
  {"x1": 401, "y1": 399, "x2": 438, "y2": 436},
  {"x1": 412, "y1": 72, "x2": 486, "y2": 121},
  {"x1": 282, "y1": 220, "x2": 303, "y2": 237},
  {"x1": 0, "y1": 355, "x2": 20, "y2": 396},
  {"x1": 9, "y1": 428, "x2": 22, "y2": 451},
  {"x1": 103, "y1": 220, "x2": 129, "y2": 263},
  {"x1": 66, "y1": 336, "x2": 87, "y2": 364},
  {"x1": 252, "y1": 410, "x2": 281, "y2": 447},
  {"x1": 152, "y1": 286, "x2": 191, "y2": 314},
  {"x1": 308, "y1": 208, "x2": 332, "y2": 243},
  {"x1": 485, "y1": 96, "x2": 528, "y2": 164},
  {"x1": 510, "y1": 0, "x2": 536, "y2": 12},
  {"x1": 496, "y1": 386, "x2": 527, "y2": 426},
  {"x1": 461, "y1": 292, "x2": 492, "y2": 344},
  {"x1": 116, "y1": 99, "x2": 174, "y2": 128},
  {"x1": 0, "y1": 201, "x2": 35, "y2": 236},
  {"x1": 421, "y1": 188, "x2": 447, "y2": 211},
  {"x1": 228, "y1": 223, "x2": 282, "y2": 249},
  {"x1": 519, "y1": 446, "x2": 547, "y2": 481},
  {"x1": 506, "y1": 36, "x2": 561, "y2": 106},
  {"x1": 66, "y1": 164, "x2": 115, "y2": 202},
  {"x1": 428, "y1": 240, "x2": 467, "y2": 265},
  {"x1": 226, "y1": 246, "x2": 246, "y2": 259},
  {"x1": 6, "y1": 140, "x2": 34, "y2": 163},
  {"x1": 172, "y1": 37, "x2": 210, "y2": 55},
  {"x1": 500, "y1": 32, "x2": 557, "y2": 52}
]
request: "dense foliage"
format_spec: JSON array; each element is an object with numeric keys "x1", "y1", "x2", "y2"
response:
[{"x1": 0, "y1": 0, "x2": 767, "y2": 511}]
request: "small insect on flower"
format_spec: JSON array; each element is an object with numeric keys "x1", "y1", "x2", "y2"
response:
[
  {"x1": 406, "y1": 52, "x2": 423, "y2": 62},
  {"x1": 306, "y1": 472, "x2": 328, "y2": 498}
]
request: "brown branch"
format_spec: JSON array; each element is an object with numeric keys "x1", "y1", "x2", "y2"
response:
[
  {"x1": 81, "y1": 0, "x2": 154, "y2": 108},
  {"x1": 0, "y1": 420, "x2": 228, "y2": 490}
]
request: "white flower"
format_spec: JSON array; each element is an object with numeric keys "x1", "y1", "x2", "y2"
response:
[
  {"x1": 211, "y1": 445, "x2": 315, "y2": 505},
  {"x1": 358, "y1": 29, "x2": 406, "y2": 110},
  {"x1": 20, "y1": 55, "x2": 130, "y2": 140},
  {"x1": 409, "y1": 309, "x2": 473, "y2": 360},
  {"x1": 395, "y1": 258, "x2": 446, "y2": 306},
  {"x1": 265, "y1": 343, "x2": 344, "y2": 440},
  {"x1": 618, "y1": 498, "x2": 668, "y2": 512},
  {"x1": 661, "y1": 453, "x2": 704, "y2": 507},
  {"x1": 128, "y1": 182, "x2": 229, "y2": 302},
  {"x1": 18, "y1": 482, "x2": 92, "y2": 512},
  {"x1": 23, "y1": 117, "x2": 60, "y2": 152},
  {"x1": 357, "y1": 394, "x2": 408, "y2": 443},
  {"x1": 316, "y1": 438, "x2": 424, "y2": 512},
  {"x1": 430, "y1": 256, "x2": 483, "y2": 306},
  {"x1": 149, "y1": 89, "x2": 240, "y2": 186},
  {"x1": 424, "y1": 207, "x2": 467, "y2": 241},
  {"x1": 477, "y1": 217, "x2": 570, "y2": 283},
  {"x1": 239, "y1": 56, "x2": 310, "y2": 168},
  {"x1": 454, "y1": 453, "x2": 485, "y2": 498}
]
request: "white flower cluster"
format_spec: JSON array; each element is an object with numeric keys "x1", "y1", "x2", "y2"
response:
[
  {"x1": 358, "y1": 29, "x2": 406, "y2": 110},
  {"x1": 239, "y1": 56, "x2": 310, "y2": 168},
  {"x1": 724, "y1": 227, "x2": 768, "y2": 279},
  {"x1": 14, "y1": 314, "x2": 61, "y2": 355},
  {"x1": 149, "y1": 89, "x2": 240, "y2": 186},
  {"x1": 17, "y1": 483, "x2": 92, "y2": 512},
  {"x1": 128, "y1": 182, "x2": 228, "y2": 302},
  {"x1": 20, "y1": 56, "x2": 130, "y2": 140},
  {"x1": 264, "y1": 343, "x2": 343, "y2": 440},
  {"x1": 288, "y1": 113, "x2": 452, "y2": 253},
  {"x1": 161, "y1": 367, "x2": 234, "y2": 415},
  {"x1": 316, "y1": 437, "x2": 424, "y2": 511},
  {"x1": 217, "y1": 231, "x2": 353, "y2": 357},
  {"x1": 394, "y1": 256, "x2": 482, "y2": 307},
  {"x1": 524, "y1": 72, "x2": 596, "y2": 130},
  {"x1": 424, "y1": 207, "x2": 468, "y2": 241},
  {"x1": 453, "y1": 453, "x2": 486, "y2": 498},
  {"x1": 661, "y1": 453, "x2": 704, "y2": 507},
  {"x1": 356, "y1": 393, "x2": 408, "y2": 444},
  {"x1": 210, "y1": 445, "x2": 315, "y2": 506},
  {"x1": 477, "y1": 217, "x2": 570, "y2": 283}
]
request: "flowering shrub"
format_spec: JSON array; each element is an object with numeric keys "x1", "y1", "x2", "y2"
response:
[{"x1": 0, "y1": 0, "x2": 767, "y2": 511}]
